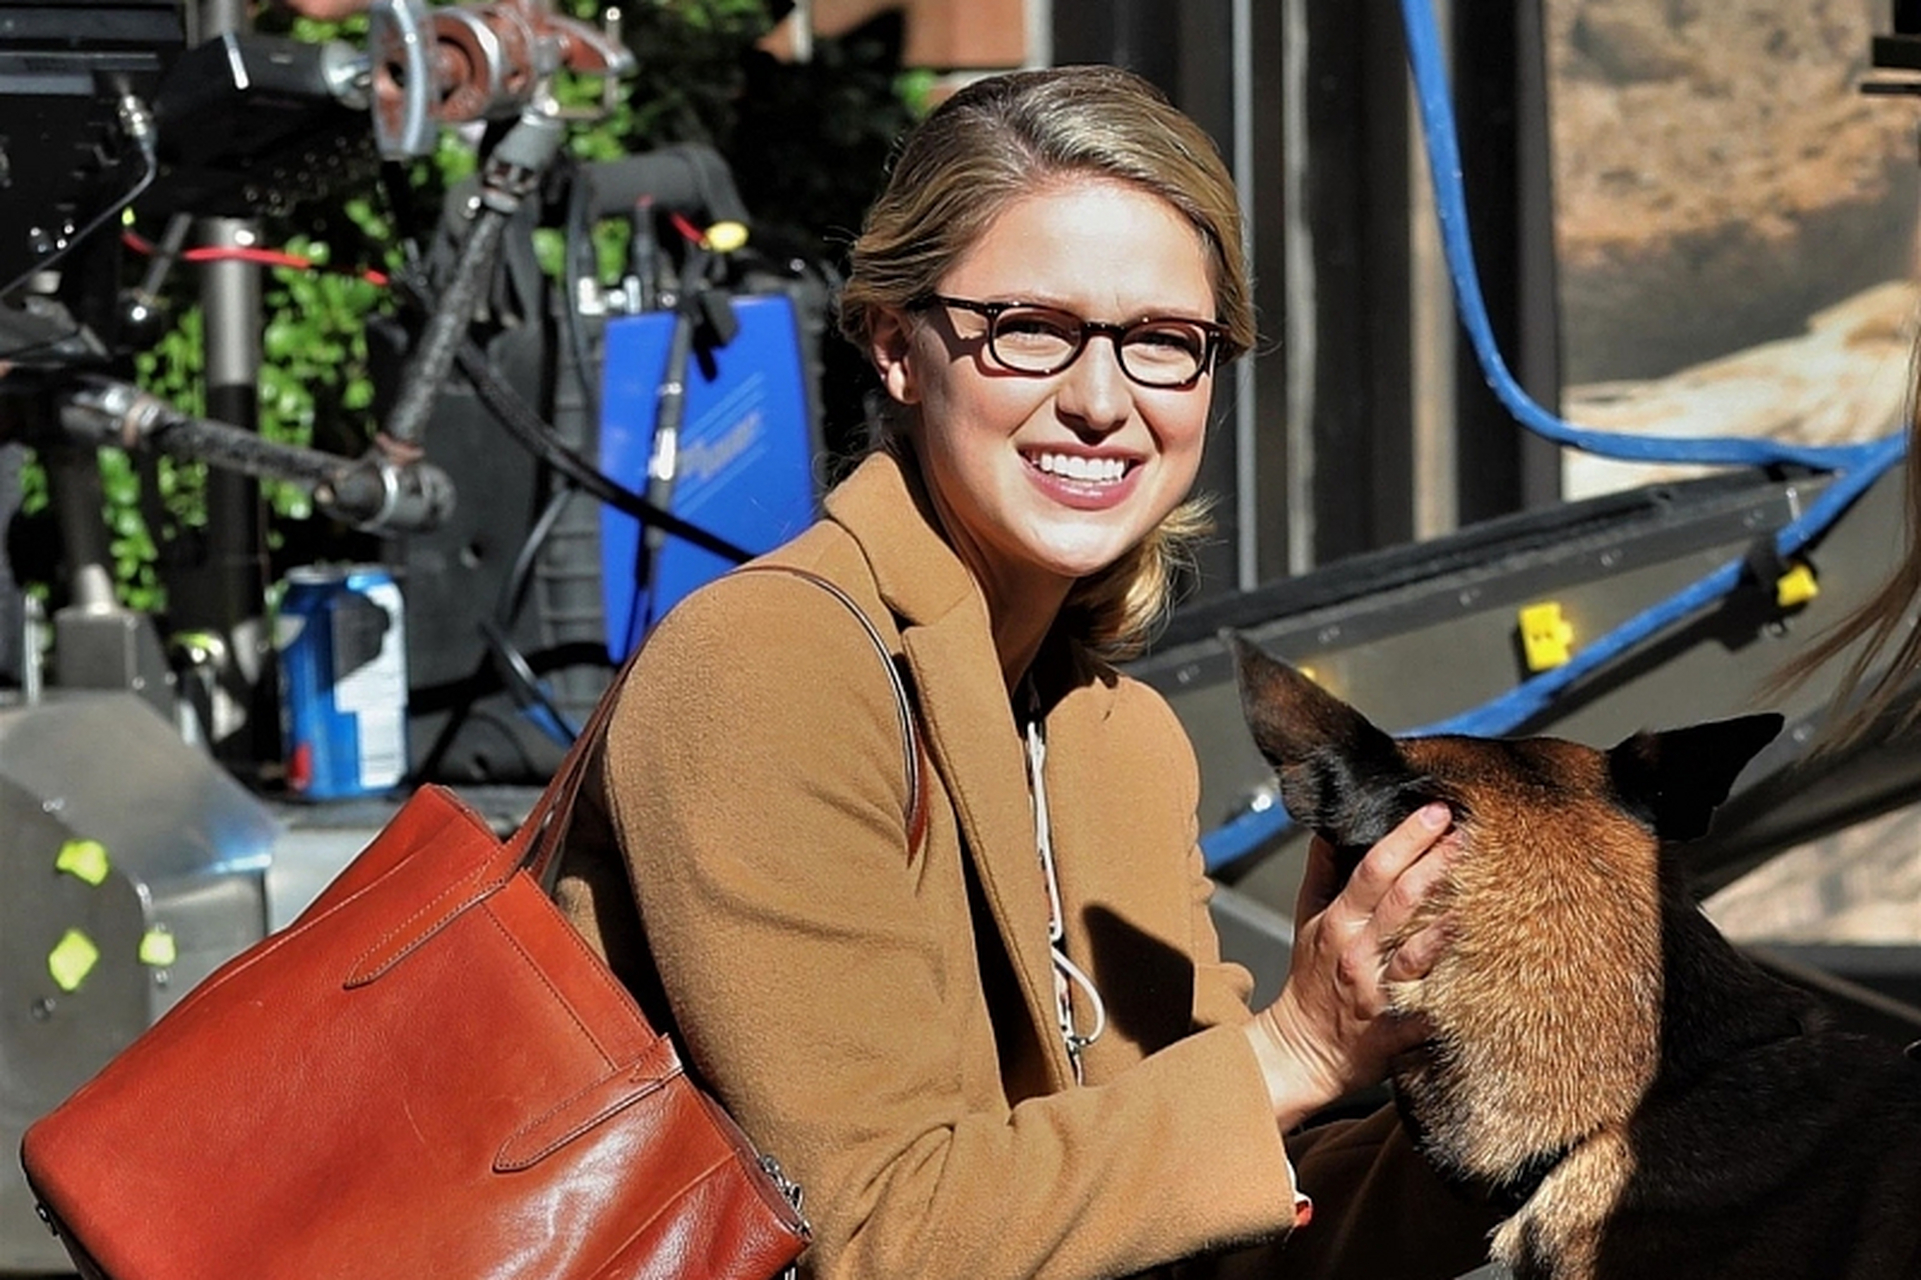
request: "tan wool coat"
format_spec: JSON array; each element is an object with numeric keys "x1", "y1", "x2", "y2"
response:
[{"x1": 557, "y1": 452, "x2": 1496, "y2": 1280}]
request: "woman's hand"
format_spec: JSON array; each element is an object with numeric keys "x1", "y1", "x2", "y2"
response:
[{"x1": 1243, "y1": 803, "x2": 1455, "y2": 1131}]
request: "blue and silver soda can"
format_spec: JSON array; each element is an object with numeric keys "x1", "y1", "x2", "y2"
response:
[{"x1": 277, "y1": 564, "x2": 409, "y2": 799}]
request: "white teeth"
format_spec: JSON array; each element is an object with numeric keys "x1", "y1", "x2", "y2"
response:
[{"x1": 1034, "y1": 452, "x2": 1127, "y2": 483}]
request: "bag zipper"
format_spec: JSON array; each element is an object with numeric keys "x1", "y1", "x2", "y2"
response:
[{"x1": 759, "y1": 1153, "x2": 805, "y2": 1221}]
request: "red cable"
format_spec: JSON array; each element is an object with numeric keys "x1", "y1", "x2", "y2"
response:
[
  {"x1": 122, "y1": 231, "x2": 390, "y2": 286},
  {"x1": 667, "y1": 211, "x2": 706, "y2": 246}
]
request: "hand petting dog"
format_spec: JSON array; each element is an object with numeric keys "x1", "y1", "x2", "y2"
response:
[
  {"x1": 1229, "y1": 630, "x2": 1921, "y2": 1280},
  {"x1": 1249, "y1": 805, "x2": 1457, "y2": 1128}
]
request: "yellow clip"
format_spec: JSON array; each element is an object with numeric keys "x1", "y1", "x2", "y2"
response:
[
  {"x1": 1518, "y1": 602, "x2": 1575, "y2": 672},
  {"x1": 48, "y1": 929, "x2": 101, "y2": 992},
  {"x1": 705, "y1": 220, "x2": 748, "y2": 254},
  {"x1": 139, "y1": 927, "x2": 178, "y2": 968},
  {"x1": 54, "y1": 839, "x2": 112, "y2": 886},
  {"x1": 1776, "y1": 562, "x2": 1819, "y2": 610}
]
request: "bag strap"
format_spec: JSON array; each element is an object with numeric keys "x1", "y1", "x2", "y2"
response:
[
  {"x1": 755, "y1": 567, "x2": 927, "y2": 854},
  {"x1": 516, "y1": 564, "x2": 927, "y2": 879}
]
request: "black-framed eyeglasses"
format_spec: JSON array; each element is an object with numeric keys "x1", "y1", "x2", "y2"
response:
[{"x1": 909, "y1": 294, "x2": 1227, "y2": 390}]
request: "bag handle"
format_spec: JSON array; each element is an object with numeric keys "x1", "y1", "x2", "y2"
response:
[
  {"x1": 515, "y1": 565, "x2": 927, "y2": 881},
  {"x1": 753, "y1": 568, "x2": 927, "y2": 854}
]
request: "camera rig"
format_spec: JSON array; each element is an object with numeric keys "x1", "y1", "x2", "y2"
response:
[{"x1": 0, "y1": 0, "x2": 632, "y2": 537}]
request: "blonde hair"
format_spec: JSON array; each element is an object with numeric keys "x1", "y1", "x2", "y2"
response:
[
  {"x1": 839, "y1": 65, "x2": 1252, "y2": 662},
  {"x1": 1765, "y1": 348, "x2": 1921, "y2": 747}
]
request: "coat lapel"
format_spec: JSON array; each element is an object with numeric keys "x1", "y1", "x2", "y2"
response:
[
  {"x1": 824, "y1": 454, "x2": 1074, "y2": 1088},
  {"x1": 901, "y1": 624, "x2": 1071, "y2": 1086}
]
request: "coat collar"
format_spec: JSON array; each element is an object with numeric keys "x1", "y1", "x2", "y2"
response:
[
  {"x1": 820, "y1": 449, "x2": 974, "y2": 629},
  {"x1": 824, "y1": 451, "x2": 1097, "y2": 1088}
]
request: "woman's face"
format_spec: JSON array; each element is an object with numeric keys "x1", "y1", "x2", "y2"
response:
[{"x1": 873, "y1": 176, "x2": 1217, "y2": 612}]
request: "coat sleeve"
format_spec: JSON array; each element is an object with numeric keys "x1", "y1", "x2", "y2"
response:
[
  {"x1": 1140, "y1": 685, "x2": 1317, "y2": 1236},
  {"x1": 599, "y1": 573, "x2": 1303, "y2": 1280},
  {"x1": 1140, "y1": 688, "x2": 1260, "y2": 1037},
  {"x1": 1187, "y1": 834, "x2": 1264, "y2": 1032}
]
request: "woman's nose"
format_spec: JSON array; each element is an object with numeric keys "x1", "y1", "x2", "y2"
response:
[{"x1": 1054, "y1": 335, "x2": 1133, "y2": 433}]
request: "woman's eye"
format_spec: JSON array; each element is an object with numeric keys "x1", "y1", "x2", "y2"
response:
[
  {"x1": 997, "y1": 311, "x2": 1078, "y2": 344},
  {"x1": 1129, "y1": 323, "x2": 1205, "y2": 356}
]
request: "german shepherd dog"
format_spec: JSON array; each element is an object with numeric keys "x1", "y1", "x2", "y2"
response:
[{"x1": 1226, "y1": 633, "x2": 1921, "y2": 1279}]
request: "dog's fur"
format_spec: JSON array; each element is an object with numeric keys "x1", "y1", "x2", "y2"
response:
[{"x1": 1227, "y1": 633, "x2": 1921, "y2": 1279}]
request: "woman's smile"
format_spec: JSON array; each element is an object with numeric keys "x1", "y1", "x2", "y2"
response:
[{"x1": 1023, "y1": 448, "x2": 1143, "y2": 508}]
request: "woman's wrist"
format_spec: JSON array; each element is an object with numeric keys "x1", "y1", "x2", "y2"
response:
[{"x1": 1242, "y1": 1001, "x2": 1339, "y2": 1134}]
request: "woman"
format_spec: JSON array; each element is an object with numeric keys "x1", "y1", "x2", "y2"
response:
[{"x1": 559, "y1": 66, "x2": 1495, "y2": 1278}]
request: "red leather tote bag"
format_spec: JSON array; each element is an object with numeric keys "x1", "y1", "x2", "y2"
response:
[{"x1": 20, "y1": 567, "x2": 914, "y2": 1280}]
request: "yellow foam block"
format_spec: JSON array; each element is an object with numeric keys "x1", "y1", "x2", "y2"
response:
[
  {"x1": 48, "y1": 929, "x2": 100, "y2": 992},
  {"x1": 1518, "y1": 602, "x2": 1575, "y2": 672},
  {"x1": 55, "y1": 838, "x2": 111, "y2": 886},
  {"x1": 139, "y1": 927, "x2": 178, "y2": 968},
  {"x1": 1776, "y1": 563, "x2": 1819, "y2": 610}
]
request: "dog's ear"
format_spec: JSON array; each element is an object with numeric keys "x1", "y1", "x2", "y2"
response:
[
  {"x1": 1605, "y1": 713, "x2": 1783, "y2": 842},
  {"x1": 1223, "y1": 630, "x2": 1428, "y2": 850}
]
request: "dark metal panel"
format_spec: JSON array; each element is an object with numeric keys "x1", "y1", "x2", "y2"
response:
[
  {"x1": 1449, "y1": 0, "x2": 1562, "y2": 523},
  {"x1": 0, "y1": 774, "x2": 146, "y2": 1273},
  {"x1": 1298, "y1": 2, "x2": 1416, "y2": 564},
  {"x1": 1247, "y1": 0, "x2": 1291, "y2": 582}
]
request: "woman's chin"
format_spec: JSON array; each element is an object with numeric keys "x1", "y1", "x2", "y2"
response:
[{"x1": 1024, "y1": 531, "x2": 1142, "y2": 581}]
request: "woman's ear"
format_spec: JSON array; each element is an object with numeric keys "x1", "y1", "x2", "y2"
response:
[{"x1": 870, "y1": 307, "x2": 920, "y2": 405}]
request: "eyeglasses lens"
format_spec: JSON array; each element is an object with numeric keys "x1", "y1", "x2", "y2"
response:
[{"x1": 987, "y1": 307, "x2": 1208, "y2": 388}]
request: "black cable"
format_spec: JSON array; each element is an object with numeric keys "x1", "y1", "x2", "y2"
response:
[
  {"x1": 488, "y1": 484, "x2": 590, "y2": 745},
  {"x1": 420, "y1": 480, "x2": 599, "y2": 769},
  {"x1": 479, "y1": 616, "x2": 577, "y2": 745},
  {"x1": 386, "y1": 261, "x2": 751, "y2": 565},
  {"x1": 408, "y1": 636, "x2": 607, "y2": 782},
  {"x1": 409, "y1": 490, "x2": 583, "y2": 773},
  {"x1": 0, "y1": 328, "x2": 92, "y2": 363},
  {"x1": 636, "y1": 244, "x2": 713, "y2": 592},
  {"x1": 0, "y1": 96, "x2": 159, "y2": 299},
  {"x1": 409, "y1": 641, "x2": 611, "y2": 717},
  {"x1": 497, "y1": 484, "x2": 575, "y2": 630},
  {"x1": 561, "y1": 165, "x2": 602, "y2": 430},
  {"x1": 450, "y1": 331, "x2": 753, "y2": 564}
]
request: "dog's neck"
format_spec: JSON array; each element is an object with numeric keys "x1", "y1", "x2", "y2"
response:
[
  {"x1": 1398, "y1": 856, "x2": 1816, "y2": 1204},
  {"x1": 1417, "y1": 887, "x2": 1818, "y2": 1231},
  {"x1": 1651, "y1": 872, "x2": 1818, "y2": 1086}
]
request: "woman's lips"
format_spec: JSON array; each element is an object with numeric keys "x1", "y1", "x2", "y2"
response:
[{"x1": 1023, "y1": 449, "x2": 1142, "y2": 508}]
